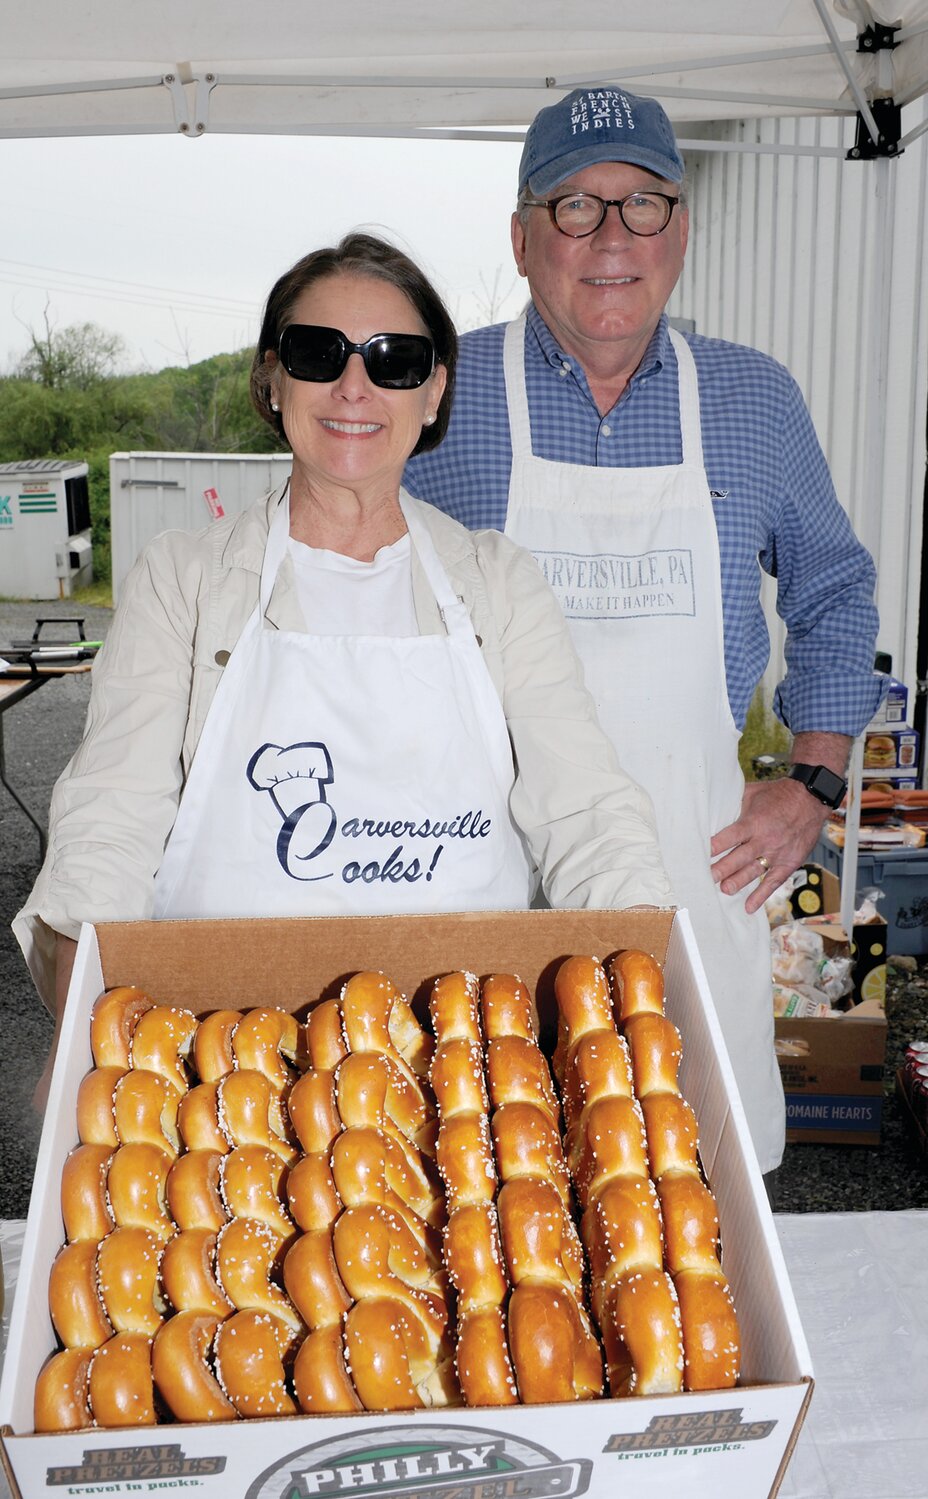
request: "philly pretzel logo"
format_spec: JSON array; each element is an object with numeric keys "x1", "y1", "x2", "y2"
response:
[{"x1": 246, "y1": 741, "x2": 336, "y2": 880}]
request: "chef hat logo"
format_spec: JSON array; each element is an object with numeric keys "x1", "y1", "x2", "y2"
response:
[{"x1": 247, "y1": 741, "x2": 336, "y2": 881}]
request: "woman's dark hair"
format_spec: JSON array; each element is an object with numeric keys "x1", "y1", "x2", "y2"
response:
[{"x1": 250, "y1": 231, "x2": 457, "y2": 457}]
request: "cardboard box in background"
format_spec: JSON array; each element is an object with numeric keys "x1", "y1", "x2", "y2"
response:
[
  {"x1": 867, "y1": 676, "x2": 909, "y2": 729},
  {"x1": 775, "y1": 865, "x2": 888, "y2": 1145},
  {"x1": 0, "y1": 909, "x2": 812, "y2": 1499},
  {"x1": 863, "y1": 724, "x2": 919, "y2": 772}
]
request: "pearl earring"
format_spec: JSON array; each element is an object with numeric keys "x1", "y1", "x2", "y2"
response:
[
  {"x1": 271, "y1": 401, "x2": 280, "y2": 412},
  {"x1": 424, "y1": 414, "x2": 436, "y2": 426}
]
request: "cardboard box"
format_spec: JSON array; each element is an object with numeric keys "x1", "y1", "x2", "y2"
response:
[
  {"x1": 776, "y1": 866, "x2": 888, "y2": 1144},
  {"x1": 863, "y1": 724, "x2": 919, "y2": 772},
  {"x1": 0, "y1": 909, "x2": 813, "y2": 1499},
  {"x1": 867, "y1": 676, "x2": 909, "y2": 728}
]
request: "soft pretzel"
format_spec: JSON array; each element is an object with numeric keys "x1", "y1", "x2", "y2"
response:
[
  {"x1": 306, "y1": 998, "x2": 348, "y2": 1070},
  {"x1": 430, "y1": 1037, "x2": 488, "y2": 1120},
  {"x1": 640, "y1": 1092, "x2": 700, "y2": 1179},
  {"x1": 34, "y1": 1348, "x2": 94, "y2": 1432},
  {"x1": 568, "y1": 1094, "x2": 649, "y2": 1209},
  {"x1": 436, "y1": 1106, "x2": 497, "y2": 1213},
  {"x1": 232, "y1": 1007, "x2": 306, "y2": 1091},
  {"x1": 330, "y1": 1125, "x2": 445, "y2": 1243},
  {"x1": 607, "y1": 950, "x2": 665, "y2": 1022},
  {"x1": 336, "y1": 1051, "x2": 434, "y2": 1160},
  {"x1": 455, "y1": 1306, "x2": 518, "y2": 1407},
  {"x1": 333, "y1": 1203, "x2": 449, "y2": 1309},
  {"x1": 496, "y1": 1175, "x2": 584, "y2": 1295},
  {"x1": 90, "y1": 987, "x2": 154, "y2": 1070},
  {"x1": 220, "y1": 1145, "x2": 295, "y2": 1242},
  {"x1": 129, "y1": 1005, "x2": 199, "y2": 1093},
  {"x1": 340, "y1": 970, "x2": 434, "y2": 1085},
  {"x1": 214, "y1": 1216, "x2": 303, "y2": 1339},
  {"x1": 60, "y1": 1143, "x2": 114, "y2": 1242},
  {"x1": 76, "y1": 1065, "x2": 124, "y2": 1147},
  {"x1": 112, "y1": 1069, "x2": 182, "y2": 1156},
  {"x1": 293, "y1": 1323, "x2": 364, "y2": 1413},
  {"x1": 623, "y1": 1012, "x2": 683, "y2": 1099},
  {"x1": 177, "y1": 1082, "x2": 229, "y2": 1154},
  {"x1": 106, "y1": 1142, "x2": 174, "y2": 1241},
  {"x1": 602, "y1": 1269, "x2": 683, "y2": 1396},
  {"x1": 491, "y1": 1102, "x2": 571, "y2": 1207},
  {"x1": 48, "y1": 1239, "x2": 113, "y2": 1349},
  {"x1": 657, "y1": 1173, "x2": 721, "y2": 1277},
  {"x1": 287, "y1": 1067, "x2": 341, "y2": 1156},
  {"x1": 343, "y1": 1296, "x2": 457, "y2": 1411},
  {"x1": 286, "y1": 1152, "x2": 342, "y2": 1233},
  {"x1": 160, "y1": 1229, "x2": 233, "y2": 1318},
  {"x1": 508, "y1": 1282, "x2": 604, "y2": 1403},
  {"x1": 429, "y1": 971, "x2": 481, "y2": 1046},
  {"x1": 582, "y1": 1175, "x2": 664, "y2": 1328},
  {"x1": 485, "y1": 1036, "x2": 559, "y2": 1126},
  {"x1": 193, "y1": 1009, "x2": 243, "y2": 1083},
  {"x1": 88, "y1": 1332, "x2": 157, "y2": 1427},
  {"x1": 213, "y1": 1309, "x2": 298, "y2": 1417},
  {"x1": 443, "y1": 1201, "x2": 508, "y2": 1315},
  {"x1": 281, "y1": 1228, "x2": 352, "y2": 1331},
  {"x1": 551, "y1": 955, "x2": 613, "y2": 1081},
  {"x1": 95, "y1": 1227, "x2": 166, "y2": 1337},
  {"x1": 675, "y1": 1269, "x2": 741, "y2": 1390},
  {"x1": 217, "y1": 1069, "x2": 298, "y2": 1164},
  {"x1": 166, "y1": 1149, "x2": 228, "y2": 1233},
  {"x1": 560, "y1": 1031, "x2": 634, "y2": 1146},
  {"x1": 480, "y1": 973, "x2": 537, "y2": 1041},
  {"x1": 151, "y1": 1310, "x2": 237, "y2": 1422}
]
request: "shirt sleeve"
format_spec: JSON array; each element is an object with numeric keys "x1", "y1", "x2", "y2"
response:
[
  {"x1": 472, "y1": 529, "x2": 675, "y2": 911},
  {"x1": 13, "y1": 536, "x2": 199, "y2": 1008},
  {"x1": 764, "y1": 373, "x2": 885, "y2": 735}
]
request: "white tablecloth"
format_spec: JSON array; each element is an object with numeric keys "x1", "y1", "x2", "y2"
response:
[{"x1": 2, "y1": 1211, "x2": 927, "y2": 1499}]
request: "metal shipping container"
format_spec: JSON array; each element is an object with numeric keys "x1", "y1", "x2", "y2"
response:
[{"x1": 110, "y1": 451, "x2": 293, "y2": 603}]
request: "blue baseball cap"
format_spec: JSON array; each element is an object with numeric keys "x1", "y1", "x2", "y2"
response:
[{"x1": 519, "y1": 87, "x2": 685, "y2": 194}]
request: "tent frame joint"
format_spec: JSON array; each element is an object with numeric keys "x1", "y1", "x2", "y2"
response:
[
  {"x1": 847, "y1": 97, "x2": 903, "y2": 160},
  {"x1": 856, "y1": 22, "x2": 899, "y2": 53}
]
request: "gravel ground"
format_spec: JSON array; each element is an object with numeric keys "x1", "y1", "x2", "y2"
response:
[{"x1": 1, "y1": 595, "x2": 926, "y2": 1219}]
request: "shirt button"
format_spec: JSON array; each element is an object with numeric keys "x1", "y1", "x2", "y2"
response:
[
  {"x1": 215, "y1": 650, "x2": 231, "y2": 666},
  {"x1": 602, "y1": 423, "x2": 612, "y2": 436},
  {"x1": 559, "y1": 362, "x2": 570, "y2": 377}
]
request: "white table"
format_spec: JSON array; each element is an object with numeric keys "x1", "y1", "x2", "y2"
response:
[{"x1": 2, "y1": 1212, "x2": 927, "y2": 1499}]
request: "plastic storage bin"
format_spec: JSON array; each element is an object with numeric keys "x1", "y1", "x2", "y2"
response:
[{"x1": 813, "y1": 835, "x2": 928, "y2": 955}]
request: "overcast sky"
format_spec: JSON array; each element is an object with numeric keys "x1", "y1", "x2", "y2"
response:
[{"x1": 0, "y1": 131, "x2": 527, "y2": 375}]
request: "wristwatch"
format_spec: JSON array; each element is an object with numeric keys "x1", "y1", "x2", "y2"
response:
[{"x1": 788, "y1": 763, "x2": 848, "y2": 809}]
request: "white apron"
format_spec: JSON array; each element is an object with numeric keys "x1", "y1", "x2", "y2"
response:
[
  {"x1": 503, "y1": 315, "x2": 783, "y2": 1171},
  {"x1": 153, "y1": 491, "x2": 534, "y2": 920}
]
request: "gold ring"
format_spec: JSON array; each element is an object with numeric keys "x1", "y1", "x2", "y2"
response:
[{"x1": 756, "y1": 855, "x2": 770, "y2": 873}]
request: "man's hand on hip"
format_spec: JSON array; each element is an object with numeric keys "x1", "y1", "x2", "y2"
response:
[{"x1": 710, "y1": 778, "x2": 830, "y2": 915}]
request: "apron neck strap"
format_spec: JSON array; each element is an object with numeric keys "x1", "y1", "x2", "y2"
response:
[
  {"x1": 504, "y1": 314, "x2": 705, "y2": 468},
  {"x1": 260, "y1": 484, "x2": 466, "y2": 633}
]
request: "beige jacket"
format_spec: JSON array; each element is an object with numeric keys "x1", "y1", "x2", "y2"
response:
[{"x1": 16, "y1": 485, "x2": 673, "y2": 1008}]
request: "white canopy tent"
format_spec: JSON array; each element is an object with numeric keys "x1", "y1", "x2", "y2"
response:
[
  {"x1": 1, "y1": 1, "x2": 927, "y2": 147},
  {"x1": 3, "y1": 0, "x2": 927, "y2": 927}
]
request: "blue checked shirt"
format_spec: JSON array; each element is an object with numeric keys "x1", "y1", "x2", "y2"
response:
[{"x1": 405, "y1": 305, "x2": 884, "y2": 734}]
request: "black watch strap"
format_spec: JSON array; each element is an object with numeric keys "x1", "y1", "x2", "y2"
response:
[{"x1": 788, "y1": 762, "x2": 847, "y2": 809}]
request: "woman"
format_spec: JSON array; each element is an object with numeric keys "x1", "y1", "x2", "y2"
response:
[{"x1": 15, "y1": 232, "x2": 673, "y2": 1066}]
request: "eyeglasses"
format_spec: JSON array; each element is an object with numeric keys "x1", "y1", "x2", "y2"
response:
[
  {"x1": 522, "y1": 190, "x2": 682, "y2": 238},
  {"x1": 278, "y1": 324, "x2": 436, "y2": 389}
]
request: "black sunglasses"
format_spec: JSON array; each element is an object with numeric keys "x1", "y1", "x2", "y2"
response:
[{"x1": 278, "y1": 324, "x2": 436, "y2": 389}]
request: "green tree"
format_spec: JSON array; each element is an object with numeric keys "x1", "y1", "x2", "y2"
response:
[{"x1": 13, "y1": 310, "x2": 126, "y2": 390}]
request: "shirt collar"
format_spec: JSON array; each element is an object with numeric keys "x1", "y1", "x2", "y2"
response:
[{"x1": 525, "y1": 302, "x2": 670, "y2": 388}]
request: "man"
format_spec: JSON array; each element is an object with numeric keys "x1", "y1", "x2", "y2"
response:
[{"x1": 404, "y1": 86, "x2": 884, "y2": 1174}]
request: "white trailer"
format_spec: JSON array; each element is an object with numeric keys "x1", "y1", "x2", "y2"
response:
[
  {"x1": 0, "y1": 459, "x2": 93, "y2": 600},
  {"x1": 109, "y1": 450, "x2": 292, "y2": 603}
]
